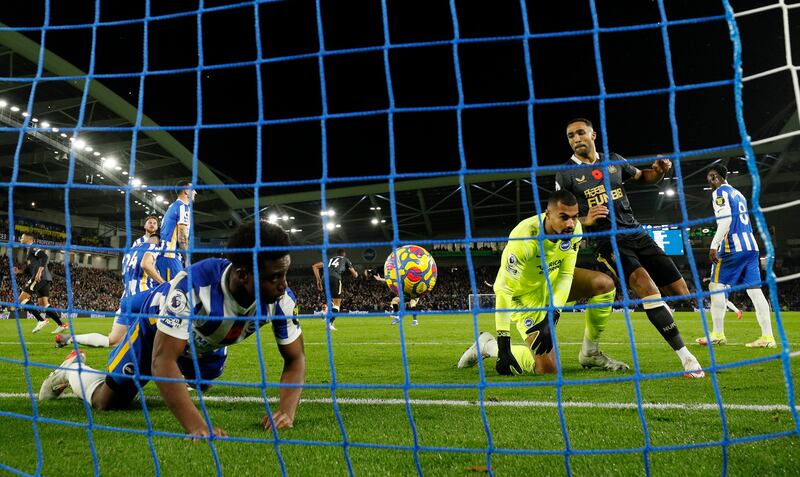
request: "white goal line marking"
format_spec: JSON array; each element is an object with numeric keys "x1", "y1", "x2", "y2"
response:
[
  {"x1": 2, "y1": 341, "x2": 798, "y2": 347},
  {"x1": 0, "y1": 392, "x2": 797, "y2": 413}
]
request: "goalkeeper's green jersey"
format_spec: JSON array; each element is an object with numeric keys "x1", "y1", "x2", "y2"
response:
[{"x1": 493, "y1": 213, "x2": 581, "y2": 332}]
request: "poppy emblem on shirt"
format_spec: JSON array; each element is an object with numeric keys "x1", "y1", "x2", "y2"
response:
[
  {"x1": 592, "y1": 169, "x2": 603, "y2": 180},
  {"x1": 524, "y1": 318, "x2": 533, "y2": 328}
]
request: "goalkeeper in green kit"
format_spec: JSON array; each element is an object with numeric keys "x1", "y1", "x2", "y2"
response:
[{"x1": 458, "y1": 190, "x2": 628, "y2": 374}]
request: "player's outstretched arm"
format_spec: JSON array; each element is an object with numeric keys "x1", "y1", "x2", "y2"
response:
[
  {"x1": 263, "y1": 335, "x2": 306, "y2": 431},
  {"x1": 152, "y1": 330, "x2": 227, "y2": 439},
  {"x1": 141, "y1": 252, "x2": 165, "y2": 284},
  {"x1": 630, "y1": 158, "x2": 671, "y2": 185}
]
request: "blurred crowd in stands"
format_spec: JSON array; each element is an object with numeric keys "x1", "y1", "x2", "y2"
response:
[
  {"x1": 1, "y1": 254, "x2": 799, "y2": 316},
  {"x1": 0, "y1": 256, "x2": 122, "y2": 313}
]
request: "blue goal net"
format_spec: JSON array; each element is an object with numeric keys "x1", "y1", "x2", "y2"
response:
[{"x1": 1, "y1": 0, "x2": 798, "y2": 476}]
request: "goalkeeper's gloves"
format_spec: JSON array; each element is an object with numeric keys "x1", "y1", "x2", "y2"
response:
[{"x1": 495, "y1": 331, "x2": 522, "y2": 376}]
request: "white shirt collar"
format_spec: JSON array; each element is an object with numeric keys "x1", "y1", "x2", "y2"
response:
[
  {"x1": 220, "y1": 263, "x2": 257, "y2": 316},
  {"x1": 571, "y1": 152, "x2": 600, "y2": 165}
]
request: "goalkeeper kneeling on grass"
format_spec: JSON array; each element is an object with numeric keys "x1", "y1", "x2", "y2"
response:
[{"x1": 458, "y1": 190, "x2": 628, "y2": 374}]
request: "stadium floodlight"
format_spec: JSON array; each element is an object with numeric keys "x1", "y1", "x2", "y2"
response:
[
  {"x1": 21, "y1": 111, "x2": 28, "y2": 117},
  {"x1": 325, "y1": 222, "x2": 336, "y2": 230},
  {"x1": 162, "y1": 199, "x2": 169, "y2": 205},
  {"x1": 105, "y1": 158, "x2": 117, "y2": 168},
  {"x1": 658, "y1": 191, "x2": 665, "y2": 195},
  {"x1": 380, "y1": 219, "x2": 386, "y2": 223},
  {"x1": 93, "y1": 151, "x2": 100, "y2": 156},
  {"x1": 52, "y1": 127, "x2": 59, "y2": 132},
  {"x1": 115, "y1": 166, "x2": 122, "y2": 171},
  {"x1": 371, "y1": 218, "x2": 379, "y2": 225},
  {"x1": 85, "y1": 146, "x2": 93, "y2": 152},
  {"x1": 0, "y1": 100, "x2": 6, "y2": 107},
  {"x1": 131, "y1": 178, "x2": 142, "y2": 187},
  {"x1": 122, "y1": 171, "x2": 128, "y2": 175},
  {"x1": 10, "y1": 106, "x2": 19, "y2": 112},
  {"x1": 69, "y1": 137, "x2": 76, "y2": 142},
  {"x1": 282, "y1": 214, "x2": 289, "y2": 221},
  {"x1": 665, "y1": 189, "x2": 675, "y2": 197},
  {"x1": 74, "y1": 139, "x2": 86, "y2": 150},
  {"x1": 60, "y1": 133, "x2": 67, "y2": 138},
  {"x1": 41, "y1": 121, "x2": 50, "y2": 128},
  {"x1": 268, "y1": 213, "x2": 279, "y2": 223},
  {"x1": 155, "y1": 195, "x2": 163, "y2": 202},
  {"x1": 31, "y1": 202, "x2": 35, "y2": 207},
  {"x1": 703, "y1": 187, "x2": 712, "y2": 191},
  {"x1": 335, "y1": 224, "x2": 341, "y2": 228},
  {"x1": 289, "y1": 216, "x2": 295, "y2": 220},
  {"x1": 31, "y1": 118, "x2": 38, "y2": 123}
]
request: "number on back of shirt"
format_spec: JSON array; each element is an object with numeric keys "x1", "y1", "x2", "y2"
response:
[{"x1": 328, "y1": 257, "x2": 341, "y2": 269}]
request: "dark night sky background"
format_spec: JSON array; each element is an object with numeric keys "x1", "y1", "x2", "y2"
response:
[{"x1": 2, "y1": 0, "x2": 798, "y2": 190}]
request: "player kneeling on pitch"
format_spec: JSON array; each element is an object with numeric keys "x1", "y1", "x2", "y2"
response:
[
  {"x1": 459, "y1": 190, "x2": 627, "y2": 375},
  {"x1": 39, "y1": 220, "x2": 306, "y2": 437}
]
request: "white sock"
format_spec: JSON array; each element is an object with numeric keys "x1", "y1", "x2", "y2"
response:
[
  {"x1": 675, "y1": 346, "x2": 692, "y2": 362},
  {"x1": 746, "y1": 288, "x2": 773, "y2": 337},
  {"x1": 66, "y1": 362, "x2": 105, "y2": 403},
  {"x1": 582, "y1": 335, "x2": 599, "y2": 355},
  {"x1": 709, "y1": 282, "x2": 727, "y2": 335},
  {"x1": 73, "y1": 333, "x2": 110, "y2": 348},
  {"x1": 484, "y1": 338, "x2": 498, "y2": 358},
  {"x1": 725, "y1": 300, "x2": 740, "y2": 314}
]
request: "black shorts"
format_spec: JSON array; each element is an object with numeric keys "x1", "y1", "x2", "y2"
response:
[
  {"x1": 23, "y1": 279, "x2": 51, "y2": 298},
  {"x1": 328, "y1": 278, "x2": 343, "y2": 299},
  {"x1": 596, "y1": 232, "x2": 682, "y2": 288}
]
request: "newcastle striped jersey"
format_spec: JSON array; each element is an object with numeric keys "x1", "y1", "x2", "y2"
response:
[
  {"x1": 711, "y1": 184, "x2": 758, "y2": 256},
  {"x1": 150, "y1": 258, "x2": 301, "y2": 354}
]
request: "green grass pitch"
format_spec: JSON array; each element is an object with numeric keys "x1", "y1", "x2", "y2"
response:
[{"x1": 0, "y1": 312, "x2": 798, "y2": 476}]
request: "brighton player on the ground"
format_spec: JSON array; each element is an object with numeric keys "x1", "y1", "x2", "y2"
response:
[
  {"x1": 56, "y1": 234, "x2": 165, "y2": 349},
  {"x1": 39, "y1": 221, "x2": 306, "y2": 437},
  {"x1": 553, "y1": 118, "x2": 704, "y2": 378},
  {"x1": 156, "y1": 181, "x2": 196, "y2": 282},
  {"x1": 13, "y1": 233, "x2": 68, "y2": 334},
  {"x1": 312, "y1": 249, "x2": 357, "y2": 331},
  {"x1": 696, "y1": 164, "x2": 775, "y2": 348},
  {"x1": 458, "y1": 190, "x2": 628, "y2": 375},
  {"x1": 702, "y1": 277, "x2": 742, "y2": 320}
]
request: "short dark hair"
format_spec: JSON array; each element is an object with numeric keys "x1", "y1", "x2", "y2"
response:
[
  {"x1": 708, "y1": 163, "x2": 728, "y2": 179},
  {"x1": 566, "y1": 118, "x2": 593, "y2": 129},
  {"x1": 21, "y1": 232, "x2": 35, "y2": 240},
  {"x1": 548, "y1": 189, "x2": 578, "y2": 208},
  {"x1": 335, "y1": 248, "x2": 345, "y2": 256},
  {"x1": 175, "y1": 180, "x2": 193, "y2": 199},
  {"x1": 227, "y1": 220, "x2": 291, "y2": 270}
]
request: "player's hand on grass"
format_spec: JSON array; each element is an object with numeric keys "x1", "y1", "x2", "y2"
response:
[
  {"x1": 262, "y1": 410, "x2": 294, "y2": 431},
  {"x1": 495, "y1": 333, "x2": 522, "y2": 376},
  {"x1": 709, "y1": 249, "x2": 719, "y2": 264},
  {"x1": 187, "y1": 426, "x2": 228, "y2": 442},
  {"x1": 583, "y1": 205, "x2": 609, "y2": 226}
]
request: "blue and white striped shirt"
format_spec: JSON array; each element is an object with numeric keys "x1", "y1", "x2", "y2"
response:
[{"x1": 711, "y1": 184, "x2": 759, "y2": 256}]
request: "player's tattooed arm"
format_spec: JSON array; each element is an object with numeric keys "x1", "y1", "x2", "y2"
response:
[
  {"x1": 177, "y1": 224, "x2": 190, "y2": 252},
  {"x1": 152, "y1": 330, "x2": 227, "y2": 439},
  {"x1": 263, "y1": 335, "x2": 306, "y2": 431}
]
